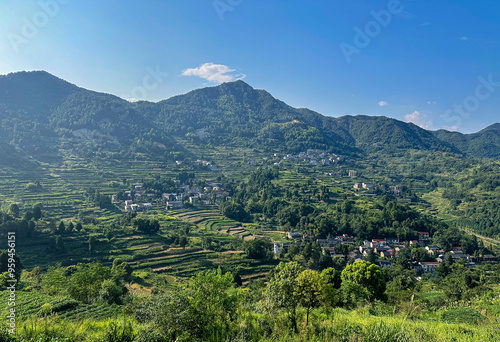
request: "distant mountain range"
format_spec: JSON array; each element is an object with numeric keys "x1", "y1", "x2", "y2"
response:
[{"x1": 0, "y1": 71, "x2": 499, "y2": 167}]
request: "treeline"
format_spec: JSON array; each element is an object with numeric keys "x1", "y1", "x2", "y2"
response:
[{"x1": 0, "y1": 203, "x2": 42, "y2": 239}]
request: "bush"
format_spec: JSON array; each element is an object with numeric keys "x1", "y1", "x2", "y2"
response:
[{"x1": 441, "y1": 307, "x2": 485, "y2": 324}]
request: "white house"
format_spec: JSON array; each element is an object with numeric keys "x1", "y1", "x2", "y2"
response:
[
  {"x1": 166, "y1": 201, "x2": 183, "y2": 210},
  {"x1": 420, "y1": 261, "x2": 440, "y2": 274}
]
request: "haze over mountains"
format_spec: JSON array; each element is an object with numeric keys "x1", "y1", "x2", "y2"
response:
[{"x1": 0, "y1": 71, "x2": 499, "y2": 166}]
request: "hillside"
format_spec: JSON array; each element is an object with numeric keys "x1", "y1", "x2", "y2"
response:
[
  {"x1": 434, "y1": 124, "x2": 500, "y2": 159},
  {"x1": 0, "y1": 71, "x2": 499, "y2": 162}
]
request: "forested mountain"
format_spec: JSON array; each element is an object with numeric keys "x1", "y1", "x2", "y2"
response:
[
  {"x1": 0, "y1": 71, "x2": 499, "y2": 165},
  {"x1": 434, "y1": 124, "x2": 500, "y2": 159}
]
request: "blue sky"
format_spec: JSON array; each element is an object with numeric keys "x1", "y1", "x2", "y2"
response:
[{"x1": 1, "y1": 0, "x2": 499, "y2": 133}]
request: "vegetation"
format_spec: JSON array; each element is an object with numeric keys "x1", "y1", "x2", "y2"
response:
[{"x1": 0, "y1": 72, "x2": 499, "y2": 340}]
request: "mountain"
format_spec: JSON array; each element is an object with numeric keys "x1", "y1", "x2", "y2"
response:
[
  {"x1": 434, "y1": 123, "x2": 500, "y2": 159},
  {"x1": 143, "y1": 80, "x2": 456, "y2": 154},
  {"x1": 0, "y1": 71, "x2": 184, "y2": 164},
  {"x1": 0, "y1": 71, "x2": 499, "y2": 165}
]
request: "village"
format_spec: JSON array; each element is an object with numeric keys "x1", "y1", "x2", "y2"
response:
[
  {"x1": 273, "y1": 231, "x2": 498, "y2": 276},
  {"x1": 112, "y1": 179, "x2": 229, "y2": 212}
]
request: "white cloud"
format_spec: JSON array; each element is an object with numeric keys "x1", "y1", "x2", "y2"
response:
[
  {"x1": 378, "y1": 101, "x2": 388, "y2": 107},
  {"x1": 427, "y1": 101, "x2": 436, "y2": 105},
  {"x1": 404, "y1": 111, "x2": 433, "y2": 129},
  {"x1": 443, "y1": 125, "x2": 459, "y2": 131},
  {"x1": 126, "y1": 98, "x2": 140, "y2": 103},
  {"x1": 461, "y1": 36, "x2": 469, "y2": 41},
  {"x1": 182, "y1": 63, "x2": 246, "y2": 83}
]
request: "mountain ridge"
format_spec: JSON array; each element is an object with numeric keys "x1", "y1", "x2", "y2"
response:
[{"x1": 0, "y1": 71, "x2": 499, "y2": 164}]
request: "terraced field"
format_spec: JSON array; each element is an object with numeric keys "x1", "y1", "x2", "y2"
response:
[{"x1": 0, "y1": 291, "x2": 121, "y2": 321}]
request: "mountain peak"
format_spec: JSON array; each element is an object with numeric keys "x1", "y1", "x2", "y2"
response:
[
  {"x1": 479, "y1": 123, "x2": 500, "y2": 133},
  {"x1": 218, "y1": 79, "x2": 254, "y2": 91}
]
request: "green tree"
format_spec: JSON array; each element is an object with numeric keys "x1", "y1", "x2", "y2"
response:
[
  {"x1": 263, "y1": 262, "x2": 304, "y2": 332},
  {"x1": 89, "y1": 235, "x2": 96, "y2": 254},
  {"x1": 286, "y1": 244, "x2": 300, "y2": 260},
  {"x1": 320, "y1": 267, "x2": 341, "y2": 289},
  {"x1": 33, "y1": 204, "x2": 42, "y2": 220},
  {"x1": 133, "y1": 218, "x2": 160, "y2": 234},
  {"x1": 295, "y1": 270, "x2": 324, "y2": 325},
  {"x1": 58, "y1": 221, "x2": 66, "y2": 234},
  {"x1": 0, "y1": 250, "x2": 23, "y2": 281},
  {"x1": 320, "y1": 267, "x2": 341, "y2": 308},
  {"x1": 179, "y1": 235, "x2": 188, "y2": 248},
  {"x1": 8, "y1": 203, "x2": 19, "y2": 218},
  {"x1": 244, "y1": 238, "x2": 272, "y2": 260},
  {"x1": 341, "y1": 260, "x2": 386, "y2": 301},
  {"x1": 186, "y1": 268, "x2": 237, "y2": 339}
]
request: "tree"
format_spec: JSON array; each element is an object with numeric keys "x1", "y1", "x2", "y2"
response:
[
  {"x1": 66, "y1": 263, "x2": 125, "y2": 304},
  {"x1": 263, "y1": 262, "x2": 304, "y2": 332},
  {"x1": 341, "y1": 260, "x2": 386, "y2": 301},
  {"x1": 185, "y1": 268, "x2": 237, "y2": 338},
  {"x1": 332, "y1": 256, "x2": 346, "y2": 271},
  {"x1": 33, "y1": 204, "x2": 42, "y2": 220},
  {"x1": 89, "y1": 236, "x2": 96, "y2": 253},
  {"x1": 133, "y1": 218, "x2": 160, "y2": 234},
  {"x1": 287, "y1": 244, "x2": 300, "y2": 260},
  {"x1": 295, "y1": 270, "x2": 324, "y2": 325},
  {"x1": 318, "y1": 254, "x2": 334, "y2": 271},
  {"x1": 68, "y1": 222, "x2": 75, "y2": 232},
  {"x1": 58, "y1": 221, "x2": 66, "y2": 234},
  {"x1": 75, "y1": 222, "x2": 83, "y2": 231},
  {"x1": 244, "y1": 238, "x2": 272, "y2": 260},
  {"x1": 8, "y1": 203, "x2": 19, "y2": 218},
  {"x1": 179, "y1": 236, "x2": 188, "y2": 248},
  {"x1": 0, "y1": 250, "x2": 23, "y2": 281},
  {"x1": 320, "y1": 267, "x2": 341, "y2": 289},
  {"x1": 320, "y1": 267, "x2": 341, "y2": 308},
  {"x1": 220, "y1": 202, "x2": 249, "y2": 222}
]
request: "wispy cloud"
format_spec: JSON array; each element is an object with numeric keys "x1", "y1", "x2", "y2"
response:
[
  {"x1": 378, "y1": 101, "x2": 389, "y2": 107},
  {"x1": 404, "y1": 111, "x2": 433, "y2": 129},
  {"x1": 182, "y1": 63, "x2": 246, "y2": 83},
  {"x1": 443, "y1": 125, "x2": 458, "y2": 131},
  {"x1": 461, "y1": 36, "x2": 469, "y2": 41},
  {"x1": 427, "y1": 101, "x2": 436, "y2": 105}
]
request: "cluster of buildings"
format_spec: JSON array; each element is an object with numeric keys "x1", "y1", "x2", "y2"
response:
[
  {"x1": 124, "y1": 200, "x2": 153, "y2": 212},
  {"x1": 193, "y1": 160, "x2": 221, "y2": 171},
  {"x1": 353, "y1": 182, "x2": 374, "y2": 190},
  {"x1": 274, "y1": 231, "x2": 498, "y2": 274},
  {"x1": 164, "y1": 182, "x2": 228, "y2": 209},
  {"x1": 275, "y1": 150, "x2": 346, "y2": 166},
  {"x1": 273, "y1": 232, "x2": 354, "y2": 254},
  {"x1": 114, "y1": 183, "x2": 156, "y2": 212},
  {"x1": 115, "y1": 181, "x2": 229, "y2": 212}
]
